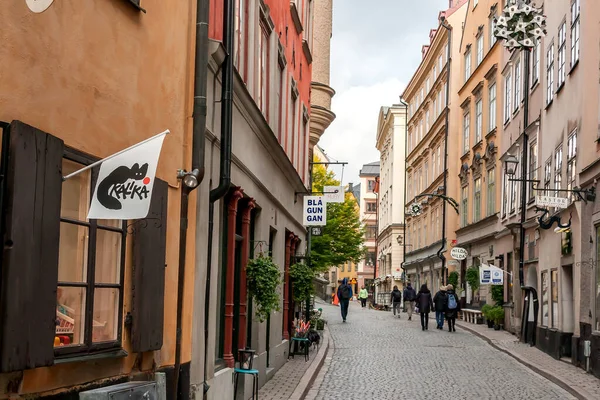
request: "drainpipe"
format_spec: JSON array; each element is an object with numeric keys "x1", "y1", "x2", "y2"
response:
[
  {"x1": 438, "y1": 19, "x2": 452, "y2": 285},
  {"x1": 398, "y1": 99, "x2": 408, "y2": 286},
  {"x1": 173, "y1": 0, "x2": 210, "y2": 398},
  {"x1": 203, "y1": 0, "x2": 235, "y2": 396}
]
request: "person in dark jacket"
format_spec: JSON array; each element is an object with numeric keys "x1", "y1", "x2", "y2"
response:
[
  {"x1": 415, "y1": 284, "x2": 434, "y2": 330},
  {"x1": 337, "y1": 278, "x2": 353, "y2": 323},
  {"x1": 433, "y1": 285, "x2": 448, "y2": 330},
  {"x1": 444, "y1": 284, "x2": 461, "y2": 332},
  {"x1": 403, "y1": 283, "x2": 417, "y2": 320},
  {"x1": 390, "y1": 286, "x2": 402, "y2": 318}
]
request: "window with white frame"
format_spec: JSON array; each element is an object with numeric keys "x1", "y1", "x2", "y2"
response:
[
  {"x1": 544, "y1": 158, "x2": 552, "y2": 196},
  {"x1": 426, "y1": 78, "x2": 430, "y2": 94},
  {"x1": 408, "y1": 130, "x2": 413, "y2": 153},
  {"x1": 407, "y1": 173, "x2": 412, "y2": 200},
  {"x1": 432, "y1": 149, "x2": 437, "y2": 180},
  {"x1": 465, "y1": 49, "x2": 472, "y2": 82},
  {"x1": 438, "y1": 54, "x2": 443, "y2": 73},
  {"x1": 234, "y1": 0, "x2": 248, "y2": 79},
  {"x1": 532, "y1": 39, "x2": 540, "y2": 84},
  {"x1": 437, "y1": 146, "x2": 442, "y2": 176},
  {"x1": 433, "y1": 64, "x2": 437, "y2": 81},
  {"x1": 258, "y1": 22, "x2": 271, "y2": 118},
  {"x1": 529, "y1": 141, "x2": 538, "y2": 201},
  {"x1": 477, "y1": 34, "x2": 484, "y2": 65},
  {"x1": 487, "y1": 168, "x2": 495, "y2": 216},
  {"x1": 489, "y1": 13, "x2": 497, "y2": 47},
  {"x1": 554, "y1": 144, "x2": 563, "y2": 197},
  {"x1": 504, "y1": 72, "x2": 512, "y2": 122},
  {"x1": 567, "y1": 131, "x2": 577, "y2": 201},
  {"x1": 514, "y1": 58, "x2": 521, "y2": 110},
  {"x1": 547, "y1": 44, "x2": 555, "y2": 104},
  {"x1": 488, "y1": 82, "x2": 496, "y2": 131},
  {"x1": 463, "y1": 111, "x2": 470, "y2": 153},
  {"x1": 502, "y1": 171, "x2": 508, "y2": 216},
  {"x1": 475, "y1": 98, "x2": 483, "y2": 143},
  {"x1": 461, "y1": 186, "x2": 468, "y2": 227},
  {"x1": 571, "y1": 0, "x2": 580, "y2": 66},
  {"x1": 558, "y1": 22, "x2": 566, "y2": 87},
  {"x1": 424, "y1": 161, "x2": 429, "y2": 189},
  {"x1": 474, "y1": 177, "x2": 482, "y2": 222},
  {"x1": 430, "y1": 212, "x2": 435, "y2": 242},
  {"x1": 419, "y1": 119, "x2": 424, "y2": 141},
  {"x1": 425, "y1": 109, "x2": 430, "y2": 133}
]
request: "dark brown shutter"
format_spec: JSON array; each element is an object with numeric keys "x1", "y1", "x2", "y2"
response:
[
  {"x1": 0, "y1": 121, "x2": 64, "y2": 372},
  {"x1": 131, "y1": 178, "x2": 168, "y2": 352}
]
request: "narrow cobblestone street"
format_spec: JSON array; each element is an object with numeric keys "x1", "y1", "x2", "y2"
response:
[{"x1": 308, "y1": 301, "x2": 578, "y2": 400}]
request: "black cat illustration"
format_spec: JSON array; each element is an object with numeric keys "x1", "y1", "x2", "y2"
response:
[{"x1": 97, "y1": 163, "x2": 149, "y2": 210}]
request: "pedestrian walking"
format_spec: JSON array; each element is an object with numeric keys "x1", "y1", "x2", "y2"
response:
[
  {"x1": 445, "y1": 284, "x2": 461, "y2": 332},
  {"x1": 433, "y1": 285, "x2": 448, "y2": 330},
  {"x1": 415, "y1": 284, "x2": 433, "y2": 331},
  {"x1": 403, "y1": 283, "x2": 417, "y2": 320},
  {"x1": 390, "y1": 285, "x2": 402, "y2": 318},
  {"x1": 358, "y1": 286, "x2": 369, "y2": 308},
  {"x1": 337, "y1": 277, "x2": 353, "y2": 322}
]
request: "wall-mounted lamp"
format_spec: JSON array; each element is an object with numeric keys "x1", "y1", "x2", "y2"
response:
[
  {"x1": 177, "y1": 169, "x2": 201, "y2": 189},
  {"x1": 504, "y1": 154, "x2": 519, "y2": 177}
]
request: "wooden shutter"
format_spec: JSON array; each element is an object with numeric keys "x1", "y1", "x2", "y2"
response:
[
  {"x1": 131, "y1": 178, "x2": 168, "y2": 352},
  {"x1": 0, "y1": 121, "x2": 64, "y2": 372}
]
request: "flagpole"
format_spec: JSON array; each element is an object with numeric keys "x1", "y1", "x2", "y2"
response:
[{"x1": 62, "y1": 129, "x2": 170, "y2": 181}]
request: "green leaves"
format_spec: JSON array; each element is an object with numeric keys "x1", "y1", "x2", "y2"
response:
[
  {"x1": 311, "y1": 156, "x2": 366, "y2": 273},
  {"x1": 465, "y1": 266, "x2": 480, "y2": 292},
  {"x1": 289, "y1": 263, "x2": 314, "y2": 302},
  {"x1": 447, "y1": 271, "x2": 459, "y2": 290},
  {"x1": 247, "y1": 255, "x2": 281, "y2": 322}
]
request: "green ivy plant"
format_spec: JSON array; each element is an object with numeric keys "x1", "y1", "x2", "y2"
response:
[
  {"x1": 447, "y1": 271, "x2": 459, "y2": 290},
  {"x1": 491, "y1": 284, "x2": 504, "y2": 306},
  {"x1": 247, "y1": 255, "x2": 281, "y2": 322},
  {"x1": 289, "y1": 262, "x2": 314, "y2": 302},
  {"x1": 465, "y1": 267, "x2": 480, "y2": 292}
]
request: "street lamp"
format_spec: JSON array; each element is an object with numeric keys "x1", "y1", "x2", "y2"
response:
[{"x1": 504, "y1": 154, "x2": 519, "y2": 177}]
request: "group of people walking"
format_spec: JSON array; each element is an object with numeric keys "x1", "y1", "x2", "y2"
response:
[
  {"x1": 336, "y1": 279, "x2": 461, "y2": 332},
  {"x1": 402, "y1": 283, "x2": 461, "y2": 332}
]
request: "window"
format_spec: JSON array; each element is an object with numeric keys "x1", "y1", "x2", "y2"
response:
[
  {"x1": 571, "y1": 0, "x2": 580, "y2": 66},
  {"x1": 425, "y1": 109, "x2": 430, "y2": 133},
  {"x1": 366, "y1": 201, "x2": 377, "y2": 213},
  {"x1": 424, "y1": 161, "x2": 429, "y2": 188},
  {"x1": 438, "y1": 90, "x2": 443, "y2": 115},
  {"x1": 367, "y1": 179, "x2": 376, "y2": 192},
  {"x1": 514, "y1": 59, "x2": 521, "y2": 110},
  {"x1": 489, "y1": 14, "x2": 497, "y2": 47},
  {"x1": 258, "y1": 23, "x2": 270, "y2": 117},
  {"x1": 438, "y1": 55, "x2": 443, "y2": 73},
  {"x1": 417, "y1": 220, "x2": 421, "y2": 248},
  {"x1": 504, "y1": 72, "x2": 512, "y2": 122},
  {"x1": 595, "y1": 225, "x2": 600, "y2": 331},
  {"x1": 474, "y1": 0, "x2": 478, "y2": 7},
  {"x1": 544, "y1": 158, "x2": 552, "y2": 196},
  {"x1": 475, "y1": 98, "x2": 483, "y2": 143},
  {"x1": 529, "y1": 142, "x2": 538, "y2": 201},
  {"x1": 437, "y1": 146, "x2": 442, "y2": 176},
  {"x1": 407, "y1": 173, "x2": 412, "y2": 200},
  {"x1": 532, "y1": 39, "x2": 540, "y2": 84},
  {"x1": 433, "y1": 64, "x2": 437, "y2": 81},
  {"x1": 463, "y1": 111, "x2": 470, "y2": 153},
  {"x1": 558, "y1": 22, "x2": 566, "y2": 87},
  {"x1": 488, "y1": 83, "x2": 496, "y2": 132},
  {"x1": 507, "y1": 252, "x2": 514, "y2": 303},
  {"x1": 461, "y1": 186, "x2": 468, "y2": 227},
  {"x1": 435, "y1": 207, "x2": 440, "y2": 240},
  {"x1": 554, "y1": 145, "x2": 563, "y2": 197},
  {"x1": 426, "y1": 78, "x2": 431, "y2": 94},
  {"x1": 366, "y1": 225, "x2": 377, "y2": 239},
  {"x1": 234, "y1": 0, "x2": 247, "y2": 78},
  {"x1": 551, "y1": 270, "x2": 558, "y2": 329},
  {"x1": 477, "y1": 35, "x2": 484, "y2": 65},
  {"x1": 567, "y1": 131, "x2": 577, "y2": 202},
  {"x1": 542, "y1": 270, "x2": 549, "y2": 326},
  {"x1": 487, "y1": 168, "x2": 496, "y2": 216},
  {"x1": 56, "y1": 157, "x2": 126, "y2": 353},
  {"x1": 423, "y1": 220, "x2": 427, "y2": 245},
  {"x1": 464, "y1": 50, "x2": 471, "y2": 82},
  {"x1": 474, "y1": 177, "x2": 481, "y2": 222},
  {"x1": 277, "y1": 60, "x2": 285, "y2": 143},
  {"x1": 408, "y1": 131, "x2": 413, "y2": 153},
  {"x1": 502, "y1": 172, "x2": 508, "y2": 217},
  {"x1": 547, "y1": 44, "x2": 555, "y2": 104},
  {"x1": 432, "y1": 150, "x2": 437, "y2": 180}
]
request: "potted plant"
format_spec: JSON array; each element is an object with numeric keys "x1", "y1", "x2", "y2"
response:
[
  {"x1": 481, "y1": 304, "x2": 494, "y2": 328},
  {"x1": 492, "y1": 306, "x2": 505, "y2": 330},
  {"x1": 246, "y1": 254, "x2": 282, "y2": 322}
]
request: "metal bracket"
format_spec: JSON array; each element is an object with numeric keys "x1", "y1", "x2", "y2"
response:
[
  {"x1": 413, "y1": 193, "x2": 460, "y2": 214},
  {"x1": 126, "y1": 218, "x2": 162, "y2": 234}
]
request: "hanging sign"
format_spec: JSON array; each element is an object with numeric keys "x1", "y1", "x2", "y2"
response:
[
  {"x1": 324, "y1": 185, "x2": 344, "y2": 203},
  {"x1": 311, "y1": 227, "x2": 323, "y2": 236},
  {"x1": 535, "y1": 195, "x2": 568, "y2": 209},
  {"x1": 450, "y1": 247, "x2": 468, "y2": 260},
  {"x1": 480, "y1": 265, "x2": 492, "y2": 285},
  {"x1": 490, "y1": 265, "x2": 504, "y2": 285},
  {"x1": 303, "y1": 196, "x2": 326, "y2": 226},
  {"x1": 87, "y1": 130, "x2": 168, "y2": 220},
  {"x1": 480, "y1": 264, "x2": 504, "y2": 285}
]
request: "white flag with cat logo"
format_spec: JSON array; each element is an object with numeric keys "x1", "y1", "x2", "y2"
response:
[{"x1": 87, "y1": 130, "x2": 168, "y2": 220}]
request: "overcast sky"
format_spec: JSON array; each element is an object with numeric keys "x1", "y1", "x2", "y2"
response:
[{"x1": 318, "y1": 0, "x2": 449, "y2": 185}]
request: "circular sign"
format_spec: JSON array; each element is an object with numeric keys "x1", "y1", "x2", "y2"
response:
[
  {"x1": 450, "y1": 247, "x2": 468, "y2": 260},
  {"x1": 26, "y1": 0, "x2": 54, "y2": 13},
  {"x1": 410, "y1": 202, "x2": 422, "y2": 216}
]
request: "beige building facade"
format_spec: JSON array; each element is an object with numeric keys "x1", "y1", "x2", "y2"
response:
[
  {"x1": 403, "y1": 0, "x2": 467, "y2": 295},
  {"x1": 356, "y1": 162, "x2": 379, "y2": 298},
  {"x1": 376, "y1": 105, "x2": 408, "y2": 295}
]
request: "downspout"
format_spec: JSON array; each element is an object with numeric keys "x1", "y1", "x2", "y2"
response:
[
  {"x1": 173, "y1": 0, "x2": 209, "y2": 398},
  {"x1": 203, "y1": 0, "x2": 235, "y2": 396},
  {"x1": 398, "y1": 99, "x2": 408, "y2": 285},
  {"x1": 438, "y1": 21, "x2": 452, "y2": 285}
]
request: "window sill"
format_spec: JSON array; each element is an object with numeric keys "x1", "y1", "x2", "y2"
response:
[
  {"x1": 569, "y1": 59, "x2": 579, "y2": 75},
  {"x1": 545, "y1": 99, "x2": 553, "y2": 110},
  {"x1": 54, "y1": 349, "x2": 128, "y2": 365},
  {"x1": 486, "y1": 127, "x2": 497, "y2": 140},
  {"x1": 556, "y1": 82, "x2": 565, "y2": 94},
  {"x1": 472, "y1": 140, "x2": 483, "y2": 152},
  {"x1": 530, "y1": 79, "x2": 539, "y2": 91},
  {"x1": 126, "y1": 0, "x2": 147, "y2": 13}
]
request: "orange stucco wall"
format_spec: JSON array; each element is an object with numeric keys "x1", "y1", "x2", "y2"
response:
[{"x1": 0, "y1": 0, "x2": 196, "y2": 395}]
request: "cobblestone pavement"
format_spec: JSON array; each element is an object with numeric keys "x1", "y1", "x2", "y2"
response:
[{"x1": 310, "y1": 301, "x2": 578, "y2": 400}]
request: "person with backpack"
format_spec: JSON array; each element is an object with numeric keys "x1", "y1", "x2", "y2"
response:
[
  {"x1": 433, "y1": 285, "x2": 448, "y2": 330},
  {"x1": 337, "y1": 277, "x2": 353, "y2": 322},
  {"x1": 403, "y1": 283, "x2": 417, "y2": 320},
  {"x1": 445, "y1": 284, "x2": 461, "y2": 332},
  {"x1": 390, "y1": 285, "x2": 402, "y2": 318},
  {"x1": 415, "y1": 284, "x2": 434, "y2": 331},
  {"x1": 358, "y1": 286, "x2": 369, "y2": 308}
]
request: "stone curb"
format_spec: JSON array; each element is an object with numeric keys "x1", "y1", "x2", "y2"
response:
[
  {"x1": 288, "y1": 323, "x2": 330, "y2": 400},
  {"x1": 303, "y1": 321, "x2": 334, "y2": 400},
  {"x1": 456, "y1": 322, "x2": 588, "y2": 400}
]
